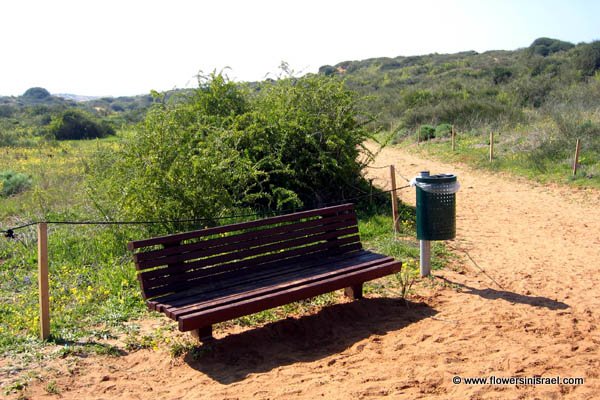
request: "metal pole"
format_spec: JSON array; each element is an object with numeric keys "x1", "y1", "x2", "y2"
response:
[
  {"x1": 418, "y1": 171, "x2": 431, "y2": 277},
  {"x1": 420, "y1": 239, "x2": 431, "y2": 277}
]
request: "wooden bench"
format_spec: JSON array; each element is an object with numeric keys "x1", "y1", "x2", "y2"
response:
[{"x1": 127, "y1": 204, "x2": 402, "y2": 341}]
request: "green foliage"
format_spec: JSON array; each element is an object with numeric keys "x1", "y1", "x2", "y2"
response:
[
  {"x1": 49, "y1": 109, "x2": 115, "y2": 140},
  {"x1": 575, "y1": 41, "x2": 600, "y2": 76},
  {"x1": 318, "y1": 65, "x2": 336, "y2": 76},
  {"x1": 0, "y1": 90, "x2": 153, "y2": 148},
  {"x1": 492, "y1": 66, "x2": 512, "y2": 84},
  {"x1": 89, "y1": 72, "x2": 374, "y2": 234},
  {"x1": 318, "y1": 40, "x2": 597, "y2": 135},
  {"x1": 0, "y1": 170, "x2": 31, "y2": 197},
  {"x1": 528, "y1": 37, "x2": 574, "y2": 57},
  {"x1": 435, "y1": 123, "x2": 453, "y2": 138},
  {"x1": 419, "y1": 125, "x2": 436, "y2": 140},
  {"x1": 22, "y1": 87, "x2": 51, "y2": 100}
]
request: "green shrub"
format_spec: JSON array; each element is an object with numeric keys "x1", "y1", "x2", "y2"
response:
[
  {"x1": 528, "y1": 37, "x2": 574, "y2": 57},
  {"x1": 575, "y1": 41, "x2": 600, "y2": 77},
  {"x1": 419, "y1": 125, "x2": 436, "y2": 140},
  {"x1": 492, "y1": 67, "x2": 513, "y2": 84},
  {"x1": 49, "y1": 110, "x2": 115, "y2": 140},
  {"x1": 0, "y1": 170, "x2": 32, "y2": 197},
  {"x1": 22, "y1": 87, "x2": 51, "y2": 100},
  {"x1": 89, "y1": 72, "x2": 374, "y2": 234},
  {"x1": 435, "y1": 123, "x2": 452, "y2": 138}
]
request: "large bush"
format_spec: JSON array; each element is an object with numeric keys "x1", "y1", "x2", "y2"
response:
[
  {"x1": 89, "y1": 73, "x2": 374, "y2": 233},
  {"x1": 528, "y1": 38, "x2": 574, "y2": 57},
  {"x1": 49, "y1": 109, "x2": 115, "y2": 140},
  {"x1": 0, "y1": 170, "x2": 31, "y2": 197},
  {"x1": 575, "y1": 41, "x2": 600, "y2": 77},
  {"x1": 22, "y1": 87, "x2": 51, "y2": 100}
]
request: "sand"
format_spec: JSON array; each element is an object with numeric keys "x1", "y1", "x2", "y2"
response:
[{"x1": 6, "y1": 143, "x2": 600, "y2": 399}]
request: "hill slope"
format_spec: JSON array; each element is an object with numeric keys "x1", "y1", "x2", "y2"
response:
[{"x1": 319, "y1": 38, "x2": 600, "y2": 133}]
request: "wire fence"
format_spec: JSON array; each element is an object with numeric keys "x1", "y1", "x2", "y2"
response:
[{"x1": 1, "y1": 183, "x2": 412, "y2": 239}]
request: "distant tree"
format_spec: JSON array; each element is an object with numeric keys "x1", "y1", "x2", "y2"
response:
[
  {"x1": 49, "y1": 109, "x2": 115, "y2": 140},
  {"x1": 492, "y1": 67, "x2": 513, "y2": 84},
  {"x1": 22, "y1": 87, "x2": 51, "y2": 100},
  {"x1": 575, "y1": 41, "x2": 600, "y2": 76},
  {"x1": 318, "y1": 65, "x2": 336, "y2": 76},
  {"x1": 0, "y1": 104, "x2": 14, "y2": 118},
  {"x1": 528, "y1": 38, "x2": 574, "y2": 57}
]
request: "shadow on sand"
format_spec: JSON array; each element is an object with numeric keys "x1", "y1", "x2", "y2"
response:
[
  {"x1": 438, "y1": 277, "x2": 569, "y2": 310},
  {"x1": 185, "y1": 297, "x2": 436, "y2": 384}
]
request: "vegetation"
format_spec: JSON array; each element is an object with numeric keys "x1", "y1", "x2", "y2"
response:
[
  {"x1": 0, "y1": 88, "x2": 153, "y2": 147},
  {"x1": 4, "y1": 36, "x2": 598, "y2": 392},
  {"x1": 0, "y1": 170, "x2": 31, "y2": 197},
  {"x1": 49, "y1": 109, "x2": 115, "y2": 140},
  {"x1": 319, "y1": 38, "x2": 600, "y2": 185},
  {"x1": 90, "y1": 72, "x2": 375, "y2": 235},
  {"x1": 0, "y1": 72, "x2": 430, "y2": 387}
]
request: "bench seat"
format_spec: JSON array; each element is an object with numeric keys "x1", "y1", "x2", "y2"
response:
[{"x1": 128, "y1": 204, "x2": 402, "y2": 340}]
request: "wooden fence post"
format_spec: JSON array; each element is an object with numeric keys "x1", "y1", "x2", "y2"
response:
[
  {"x1": 451, "y1": 125, "x2": 456, "y2": 152},
  {"x1": 38, "y1": 222, "x2": 50, "y2": 340},
  {"x1": 489, "y1": 131, "x2": 494, "y2": 162},
  {"x1": 390, "y1": 165, "x2": 400, "y2": 234},
  {"x1": 572, "y1": 138, "x2": 581, "y2": 176}
]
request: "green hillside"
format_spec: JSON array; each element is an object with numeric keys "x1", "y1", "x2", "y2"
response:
[
  {"x1": 0, "y1": 88, "x2": 154, "y2": 146},
  {"x1": 318, "y1": 38, "x2": 600, "y2": 184}
]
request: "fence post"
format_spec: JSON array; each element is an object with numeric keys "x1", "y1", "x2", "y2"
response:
[
  {"x1": 489, "y1": 131, "x2": 494, "y2": 162},
  {"x1": 572, "y1": 138, "x2": 581, "y2": 176},
  {"x1": 38, "y1": 222, "x2": 50, "y2": 340},
  {"x1": 390, "y1": 165, "x2": 400, "y2": 234},
  {"x1": 451, "y1": 125, "x2": 456, "y2": 152}
]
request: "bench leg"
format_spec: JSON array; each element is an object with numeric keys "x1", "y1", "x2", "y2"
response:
[
  {"x1": 344, "y1": 283, "x2": 363, "y2": 300},
  {"x1": 190, "y1": 325, "x2": 213, "y2": 342}
]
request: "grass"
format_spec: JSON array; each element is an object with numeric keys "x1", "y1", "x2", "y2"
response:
[
  {"x1": 0, "y1": 138, "x2": 451, "y2": 396},
  {"x1": 389, "y1": 125, "x2": 600, "y2": 189}
]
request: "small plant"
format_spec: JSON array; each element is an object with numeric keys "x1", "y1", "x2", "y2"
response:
[
  {"x1": 435, "y1": 123, "x2": 453, "y2": 138},
  {"x1": 419, "y1": 125, "x2": 436, "y2": 141},
  {"x1": 0, "y1": 170, "x2": 32, "y2": 197},
  {"x1": 169, "y1": 340, "x2": 196, "y2": 358},
  {"x1": 394, "y1": 259, "x2": 419, "y2": 301},
  {"x1": 45, "y1": 380, "x2": 60, "y2": 395},
  {"x1": 3, "y1": 379, "x2": 28, "y2": 396}
]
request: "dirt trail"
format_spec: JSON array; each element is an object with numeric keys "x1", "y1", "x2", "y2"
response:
[{"x1": 12, "y1": 144, "x2": 600, "y2": 399}]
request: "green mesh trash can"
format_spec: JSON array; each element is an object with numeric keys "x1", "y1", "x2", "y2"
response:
[{"x1": 415, "y1": 173, "x2": 459, "y2": 240}]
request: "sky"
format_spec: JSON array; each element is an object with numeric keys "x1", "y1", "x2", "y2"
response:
[{"x1": 1, "y1": 0, "x2": 599, "y2": 97}]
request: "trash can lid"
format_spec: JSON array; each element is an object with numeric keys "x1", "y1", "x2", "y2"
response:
[{"x1": 415, "y1": 173, "x2": 457, "y2": 184}]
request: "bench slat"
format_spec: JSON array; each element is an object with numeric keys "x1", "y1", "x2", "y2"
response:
[
  {"x1": 146, "y1": 243, "x2": 364, "y2": 309},
  {"x1": 177, "y1": 258, "x2": 402, "y2": 331},
  {"x1": 136, "y1": 216, "x2": 356, "y2": 270},
  {"x1": 165, "y1": 253, "x2": 393, "y2": 319},
  {"x1": 153, "y1": 249, "x2": 379, "y2": 312},
  {"x1": 134, "y1": 213, "x2": 356, "y2": 264},
  {"x1": 128, "y1": 203, "x2": 355, "y2": 250},
  {"x1": 140, "y1": 226, "x2": 358, "y2": 285},
  {"x1": 140, "y1": 234, "x2": 360, "y2": 299}
]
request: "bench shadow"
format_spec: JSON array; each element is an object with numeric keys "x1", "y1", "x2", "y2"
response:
[
  {"x1": 437, "y1": 277, "x2": 569, "y2": 310},
  {"x1": 184, "y1": 297, "x2": 436, "y2": 384}
]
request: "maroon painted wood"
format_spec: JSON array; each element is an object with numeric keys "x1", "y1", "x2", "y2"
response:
[{"x1": 127, "y1": 204, "x2": 402, "y2": 336}]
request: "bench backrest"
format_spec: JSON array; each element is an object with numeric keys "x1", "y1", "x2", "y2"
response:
[{"x1": 128, "y1": 204, "x2": 361, "y2": 299}]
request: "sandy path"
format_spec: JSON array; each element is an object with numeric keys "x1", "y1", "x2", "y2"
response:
[{"x1": 10, "y1": 144, "x2": 600, "y2": 399}]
